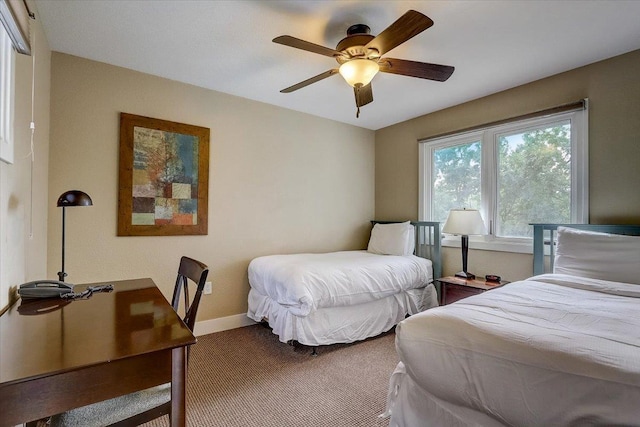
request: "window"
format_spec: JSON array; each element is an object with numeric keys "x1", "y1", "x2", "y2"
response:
[
  {"x1": 0, "y1": 21, "x2": 14, "y2": 164},
  {"x1": 419, "y1": 104, "x2": 588, "y2": 252}
]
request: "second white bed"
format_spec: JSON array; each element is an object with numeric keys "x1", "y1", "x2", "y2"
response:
[{"x1": 247, "y1": 250, "x2": 437, "y2": 346}]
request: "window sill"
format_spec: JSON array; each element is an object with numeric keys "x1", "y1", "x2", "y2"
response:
[{"x1": 442, "y1": 236, "x2": 533, "y2": 254}]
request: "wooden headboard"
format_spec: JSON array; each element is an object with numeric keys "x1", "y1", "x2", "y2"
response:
[
  {"x1": 371, "y1": 221, "x2": 442, "y2": 280},
  {"x1": 532, "y1": 223, "x2": 640, "y2": 275}
]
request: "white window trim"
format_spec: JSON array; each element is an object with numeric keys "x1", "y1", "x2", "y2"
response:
[
  {"x1": 0, "y1": 23, "x2": 14, "y2": 164},
  {"x1": 419, "y1": 105, "x2": 589, "y2": 254}
]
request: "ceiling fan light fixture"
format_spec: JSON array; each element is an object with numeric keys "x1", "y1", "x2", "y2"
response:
[{"x1": 339, "y1": 59, "x2": 379, "y2": 87}]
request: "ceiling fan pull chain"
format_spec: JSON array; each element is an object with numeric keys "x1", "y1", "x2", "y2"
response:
[{"x1": 355, "y1": 84, "x2": 361, "y2": 118}]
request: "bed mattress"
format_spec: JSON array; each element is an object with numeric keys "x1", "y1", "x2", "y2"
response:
[
  {"x1": 248, "y1": 250, "x2": 433, "y2": 317},
  {"x1": 388, "y1": 274, "x2": 640, "y2": 426}
]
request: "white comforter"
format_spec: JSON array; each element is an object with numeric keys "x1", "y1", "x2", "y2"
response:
[
  {"x1": 248, "y1": 250, "x2": 432, "y2": 317},
  {"x1": 389, "y1": 274, "x2": 640, "y2": 426}
]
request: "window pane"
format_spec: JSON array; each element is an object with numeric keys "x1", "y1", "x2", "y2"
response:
[
  {"x1": 496, "y1": 122, "x2": 571, "y2": 237},
  {"x1": 432, "y1": 141, "x2": 481, "y2": 223}
]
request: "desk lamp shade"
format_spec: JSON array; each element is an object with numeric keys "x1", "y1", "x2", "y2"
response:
[
  {"x1": 442, "y1": 208, "x2": 486, "y2": 280},
  {"x1": 57, "y1": 190, "x2": 93, "y2": 281},
  {"x1": 57, "y1": 190, "x2": 93, "y2": 208}
]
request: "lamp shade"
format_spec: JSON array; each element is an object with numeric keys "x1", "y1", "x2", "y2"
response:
[
  {"x1": 339, "y1": 59, "x2": 380, "y2": 87},
  {"x1": 57, "y1": 190, "x2": 93, "y2": 207},
  {"x1": 442, "y1": 209, "x2": 486, "y2": 235}
]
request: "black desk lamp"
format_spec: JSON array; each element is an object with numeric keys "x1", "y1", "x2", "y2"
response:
[
  {"x1": 442, "y1": 208, "x2": 486, "y2": 280},
  {"x1": 57, "y1": 190, "x2": 93, "y2": 282}
]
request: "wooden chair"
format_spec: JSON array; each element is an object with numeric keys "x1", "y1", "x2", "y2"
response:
[{"x1": 47, "y1": 256, "x2": 209, "y2": 427}]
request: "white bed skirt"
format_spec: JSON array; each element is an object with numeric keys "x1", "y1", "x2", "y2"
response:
[
  {"x1": 386, "y1": 363, "x2": 506, "y2": 427},
  {"x1": 247, "y1": 284, "x2": 438, "y2": 346}
]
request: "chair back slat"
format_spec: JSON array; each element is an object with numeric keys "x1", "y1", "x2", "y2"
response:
[{"x1": 172, "y1": 256, "x2": 208, "y2": 332}]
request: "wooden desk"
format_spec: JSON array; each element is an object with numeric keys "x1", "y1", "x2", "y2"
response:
[{"x1": 0, "y1": 278, "x2": 196, "y2": 427}]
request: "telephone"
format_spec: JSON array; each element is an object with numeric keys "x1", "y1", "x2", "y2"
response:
[{"x1": 18, "y1": 280, "x2": 75, "y2": 299}]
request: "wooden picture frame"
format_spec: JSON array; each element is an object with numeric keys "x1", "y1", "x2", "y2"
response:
[{"x1": 118, "y1": 113, "x2": 209, "y2": 236}]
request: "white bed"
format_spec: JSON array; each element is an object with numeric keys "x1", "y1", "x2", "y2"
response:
[
  {"x1": 247, "y1": 221, "x2": 441, "y2": 347},
  {"x1": 385, "y1": 224, "x2": 640, "y2": 426}
]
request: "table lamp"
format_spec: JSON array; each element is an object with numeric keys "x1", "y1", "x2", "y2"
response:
[
  {"x1": 57, "y1": 190, "x2": 93, "y2": 282},
  {"x1": 442, "y1": 208, "x2": 486, "y2": 280}
]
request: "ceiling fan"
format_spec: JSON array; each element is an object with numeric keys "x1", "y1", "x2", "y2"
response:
[{"x1": 273, "y1": 10, "x2": 454, "y2": 118}]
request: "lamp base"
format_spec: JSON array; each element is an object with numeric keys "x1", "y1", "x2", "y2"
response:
[{"x1": 454, "y1": 271, "x2": 476, "y2": 280}]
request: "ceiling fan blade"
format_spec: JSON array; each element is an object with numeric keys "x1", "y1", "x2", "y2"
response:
[
  {"x1": 355, "y1": 83, "x2": 373, "y2": 108},
  {"x1": 280, "y1": 69, "x2": 339, "y2": 93},
  {"x1": 273, "y1": 35, "x2": 346, "y2": 58},
  {"x1": 353, "y1": 83, "x2": 373, "y2": 118},
  {"x1": 364, "y1": 10, "x2": 434, "y2": 56},
  {"x1": 379, "y1": 58, "x2": 454, "y2": 82}
]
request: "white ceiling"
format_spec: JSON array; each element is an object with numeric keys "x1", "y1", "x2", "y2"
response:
[{"x1": 34, "y1": 0, "x2": 640, "y2": 131}]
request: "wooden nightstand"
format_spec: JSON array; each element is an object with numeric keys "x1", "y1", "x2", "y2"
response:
[{"x1": 436, "y1": 276, "x2": 509, "y2": 305}]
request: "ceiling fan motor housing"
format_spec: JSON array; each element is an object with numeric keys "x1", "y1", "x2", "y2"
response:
[{"x1": 336, "y1": 32, "x2": 377, "y2": 64}]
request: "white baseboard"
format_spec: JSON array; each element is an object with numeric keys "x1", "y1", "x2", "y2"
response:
[{"x1": 193, "y1": 313, "x2": 257, "y2": 336}]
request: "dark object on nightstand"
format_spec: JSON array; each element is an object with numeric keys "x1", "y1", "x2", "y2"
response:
[
  {"x1": 436, "y1": 276, "x2": 510, "y2": 305},
  {"x1": 485, "y1": 274, "x2": 501, "y2": 282}
]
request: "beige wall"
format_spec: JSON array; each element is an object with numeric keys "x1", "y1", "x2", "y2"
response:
[
  {"x1": 375, "y1": 49, "x2": 640, "y2": 281},
  {"x1": 0, "y1": 13, "x2": 50, "y2": 310},
  {"x1": 47, "y1": 53, "x2": 374, "y2": 321},
  {"x1": 26, "y1": 44, "x2": 640, "y2": 320}
]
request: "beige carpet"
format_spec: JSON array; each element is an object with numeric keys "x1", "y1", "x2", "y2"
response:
[{"x1": 143, "y1": 324, "x2": 398, "y2": 427}]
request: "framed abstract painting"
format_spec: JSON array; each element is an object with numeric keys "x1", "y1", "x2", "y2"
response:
[{"x1": 118, "y1": 113, "x2": 209, "y2": 236}]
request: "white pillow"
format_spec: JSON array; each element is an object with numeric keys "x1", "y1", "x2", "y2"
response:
[
  {"x1": 367, "y1": 221, "x2": 415, "y2": 256},
  {"x1": 554, "y1": 226, "x2": 640, "y2": 284}
]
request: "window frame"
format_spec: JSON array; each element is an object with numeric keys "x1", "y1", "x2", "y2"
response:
[
  {"x1": 419, "y1": 106, "x2": 588, "y2": 253},
  {"x1": 0, "y1": 21, "x2": 14, "y2": 164}
]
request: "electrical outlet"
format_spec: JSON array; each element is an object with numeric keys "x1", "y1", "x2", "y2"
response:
[{"x1": 204, "y1": 281, "x2": 212, "y2": 295}]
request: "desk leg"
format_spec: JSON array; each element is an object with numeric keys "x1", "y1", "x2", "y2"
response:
[{"x1": 171, "y1": 346, "x2": 187, "y2": 427}]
